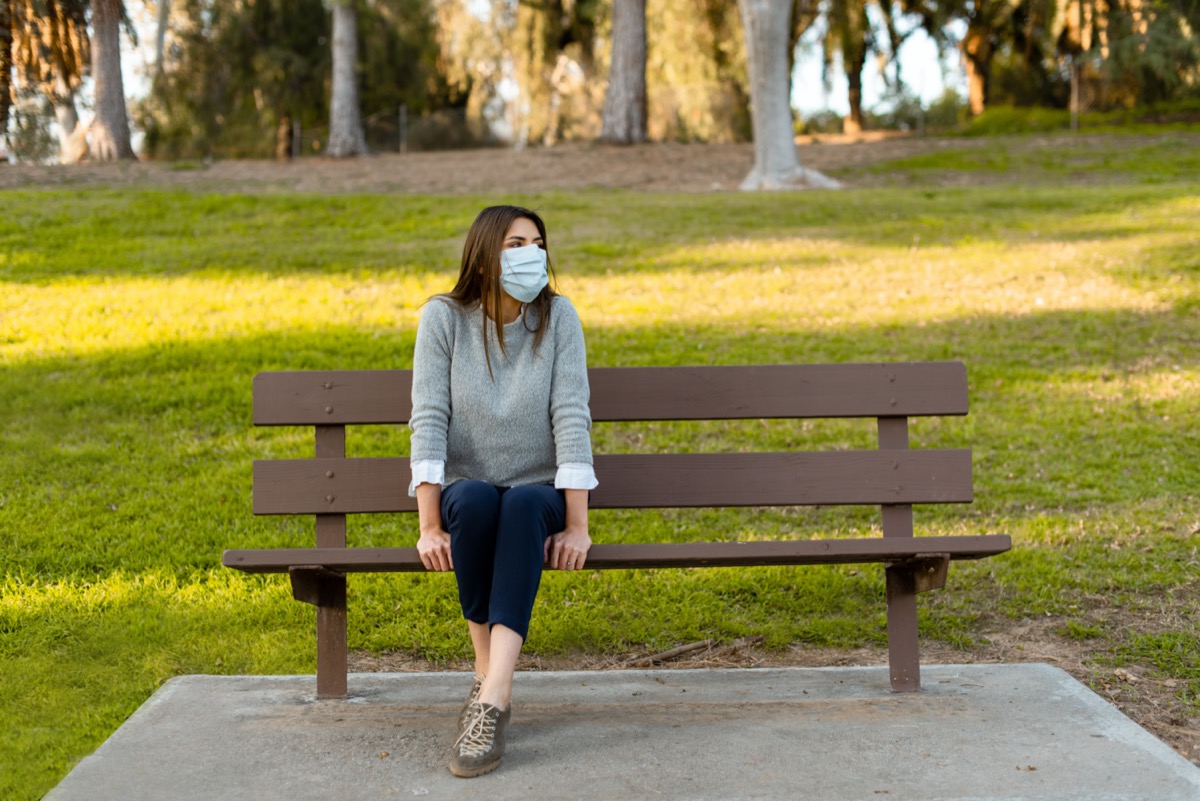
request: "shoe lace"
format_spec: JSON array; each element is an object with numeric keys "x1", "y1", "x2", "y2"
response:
[{"x1": 455, "y1": 704, "x2": 497, "y2": 758}]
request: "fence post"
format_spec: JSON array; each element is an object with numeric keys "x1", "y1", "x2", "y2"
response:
[
  {"x1": 293, "y1": 120, "x2": 301, "y2": 159},
  {"x1": 1070, "y1": 58, "x2": 1080, "y2": 133},
  {"x1": 399, "y1": 104, "x2": 408, "y2": 154}
]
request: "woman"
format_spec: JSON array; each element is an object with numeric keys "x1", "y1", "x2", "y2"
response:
[{"x1": 408, "y1": 205, "x2": 596, "y2": 778}]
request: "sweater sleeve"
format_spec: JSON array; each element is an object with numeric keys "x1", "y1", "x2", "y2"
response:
[
  {"x1": 548, "y1": 298, "x2": 594, "y2": 467},
  {"x1": 408, "y1": 300, "x2": 454, "y2": 494}
]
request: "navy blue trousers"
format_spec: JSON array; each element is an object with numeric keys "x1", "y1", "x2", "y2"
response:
[{"x1": 441, "y1": 480, "x2": 566, "y2": 642}]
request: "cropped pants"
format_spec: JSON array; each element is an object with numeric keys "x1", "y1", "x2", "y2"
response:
[{"x1": 441, "y1": 480, "x2": 566, "y2": 642}]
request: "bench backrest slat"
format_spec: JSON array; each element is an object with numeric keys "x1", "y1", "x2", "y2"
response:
[
  {"x1": 253, "y1": 363, "x2": 968, "y2": 426},
  {"x1": 252, "y1": 450, "x2": 973, "y2": 515}
]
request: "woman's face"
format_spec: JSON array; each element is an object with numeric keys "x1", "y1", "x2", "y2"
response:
[{"x1": 502, "y1": 217, "x2": 544, "y2": 252}]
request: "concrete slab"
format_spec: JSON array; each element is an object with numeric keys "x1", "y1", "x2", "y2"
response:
[{"x1": 45, "y1": 664, "x2": 1200, "y2": 801}]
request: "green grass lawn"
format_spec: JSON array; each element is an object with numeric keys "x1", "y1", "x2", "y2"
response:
[{"x1": 2, "y1": 145, "x2": 1199, "y2": 798}]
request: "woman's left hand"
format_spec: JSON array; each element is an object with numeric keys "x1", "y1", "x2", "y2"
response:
[{"x1": 546, "y1": 524, "x2": 591, "y2": 571}]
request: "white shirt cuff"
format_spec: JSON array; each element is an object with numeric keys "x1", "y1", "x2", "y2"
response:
[
  {"x1": 408, "y1": 459, "x2": 445, "y2": 496},
  {"x1": 555, "y1": 462, "x2": 598, "y2": 490}
]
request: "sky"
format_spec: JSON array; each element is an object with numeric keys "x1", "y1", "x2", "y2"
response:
[{"x1": 791, "y1": 18, "x2": 968, "y2": 116}]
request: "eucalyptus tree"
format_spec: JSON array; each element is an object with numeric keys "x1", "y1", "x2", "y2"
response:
[
  {"x1": 641, "y1": 0, "x2": 752, "y2": 142},
  {"x1": 141, "y1": 0, "x2": 329, "y2": 159},
  {"x1": 511, "y1": 0, "x2": 563, "y2": 145},
  {"x1": 154, "y1": 0, "x2": 168, "y2": 76},
  {"x1": 90, "y1": 0, "x2": 135, "y2": 158},
  {"x1": 600, "y1": 0, "x2": 646, "y2": 143},
  {"x1": 1, "y1": 1, "x2": 11, "y2": 138},
  {"x1": 823, "y1": 0, "x2": 873, "y2": 133},
  {"x1": 1055, "y1": 0, "x2": 1200, "y2": 105},
  {"x1": 327, "y1": 0, "x2": 368, "y2": 156},
  {"x1": 2, "y1": 0, "x2": 90, "y2": 159},
  {"x1": 738, "y1": 0, "x2": 839, "y2": 188},
  {"x1": 142, "y1": 0, "x2": 448, "y2": 159}
]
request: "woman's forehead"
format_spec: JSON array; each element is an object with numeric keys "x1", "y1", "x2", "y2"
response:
[{"x1": 504, "y1": 217, "x2": 542, "y2": 239}]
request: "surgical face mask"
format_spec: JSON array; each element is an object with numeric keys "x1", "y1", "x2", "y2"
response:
[{"x1": 499, "y1": 243, "x2": 549, "y2": 303}]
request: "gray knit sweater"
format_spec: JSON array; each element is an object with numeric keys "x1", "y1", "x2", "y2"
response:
[{"x1": 409, "y1": 295, "x2": 593, "y2": 491}]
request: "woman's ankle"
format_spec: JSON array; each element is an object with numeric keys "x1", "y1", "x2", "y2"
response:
[{"x1": 476, "y1": 678, "x2": 512, "y2": 711}]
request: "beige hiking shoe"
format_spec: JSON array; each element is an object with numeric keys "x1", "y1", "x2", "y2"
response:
[
  {"x1": 450, "y1": 701, "x2": 510, "y2": 778},
  {"x1": 456, "y1": 674, "x2": 484, "y2": 733}
]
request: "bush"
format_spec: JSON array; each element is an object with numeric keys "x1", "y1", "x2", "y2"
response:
[
  {"x1": 864, "y1": 92, "x2": 922, "y2": 131},
  {"x1": 924, "y1": 90, "x2": 969, "y2": 129},
  {"x1": 962, "y1": 106, "x2": 1073, "y2": 136},
  {"x1": 5, "y1": 95, "x2": 57, "y2": 164},
  {"x1": 860, "y1": 89, "x2": 967, "y2": 133},
  {"x1": 796, "y1": 109, "x2": 844, "y2": 135},
  {"x1": 960, "y1": 100, "x2": 1200, "y2": 136}
]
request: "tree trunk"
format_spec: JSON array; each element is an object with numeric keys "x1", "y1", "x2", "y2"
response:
[
  {"x1": 738, "y1": 0, "x2": 839, "y2": 190},
  {"x1": 513, "y1": 0, "x2": 563, "y2": 147},
  {"x1": 276, "y1": 115, "x2": 294, "y2": 161},
  {"x1": 600, "y1": 0, "x2": 647, "y2": 145},
  {"x1": 90, "y1": 0, "x2": 136, "y2": 160},
  {"x1": 843, "y1": 41, "x2": 867, "y2": 135},
  {"x1": 1, "y1": 0, "x2": 13, "y2": 140},
  {"x1": 327, "y1": 1, "x2": 368, "y2": 157},
  {"x1": 54, "y1": 94, "x2": 79, "y2": 140},
  {"x1": 155, "y1": 0, "x2": 170, "y2": 77},
  {"x1": 53, "y1": 76, "x2": 88, "y2": 163},
  {"x1": 962, "y1": 24, "x2": 992, "y2": 116}
]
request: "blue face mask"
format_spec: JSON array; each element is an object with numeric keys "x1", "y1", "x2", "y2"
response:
[{"x1": 499, "y1": 244, "x2": 549, "y2": 303}]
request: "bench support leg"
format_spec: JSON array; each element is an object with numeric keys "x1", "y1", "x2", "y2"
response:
[
  {"x1": 311, "y1": 427, "x2": 350, "y2": 699},
  {"x1": 289, "y1": 564, "x2": 348, "y2": 700},
  {"x1": 316, "y1": 581, "x2": 348, "y2": 700},
  {"x1": 885, "y1": 564, "x2": 920, "y2": 692}
]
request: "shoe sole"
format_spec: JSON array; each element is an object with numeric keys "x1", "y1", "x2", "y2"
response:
[{"x1": 450, "y1": 756, "x2": 502, "y2": 778}]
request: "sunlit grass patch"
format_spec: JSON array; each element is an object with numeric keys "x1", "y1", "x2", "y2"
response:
[{"x1": 0, "y1": 273, "x2": 438, "y2": 363}]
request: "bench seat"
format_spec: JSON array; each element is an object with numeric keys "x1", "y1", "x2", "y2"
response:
[{"x1": 224, "y1": 535, "x2": 1009, "y2": 574}]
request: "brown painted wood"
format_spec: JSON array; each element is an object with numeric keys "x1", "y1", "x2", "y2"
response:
[
  {"x1": 311, "y1": 425, "x2": 348, "y2": 698},
  {"x1": 887, "y1": 554, "x2": 950, "y2": 593},
  {"x1": 252, "y1": 450, "x2": 974, "y2": 515},
  {"x1": 238, "y1": 360, "x2": 998, "y2": 698},
  {"x1": 222, "y1": 535, "x2": 1011, "y2": 574},
  {"x1": 316, "y1": 584, "x2": 347, "y2": 699},
  {"x1": 254, "y1": 371, "x2": 413, "y2": 426},
  {"x1": 252, "y1": 363, "x2": 968, "y2": 426},
  {"x1": 885, "y1": 564, "x2": 921, "y2": 692},
  {"x1": 314, "y1": 425, "x2": 347, "y2": 548},
  {"x1": 289, "y1": 566, "x2": 345, "y2": 606},
  {"x1": 589, "y1": 451, "x2": 973, "y2": 508},
  {"x1": 588, "y1": 364, "x2": 967, "y2": 421}
]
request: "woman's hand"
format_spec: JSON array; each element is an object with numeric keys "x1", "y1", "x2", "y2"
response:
[
  {"x1": 417, "y1": 527, "x2": 454, "y2": 572},
  {"x1": 546, "y1": 524, "x2": 591, "y2": 571},
  {"x1": 414, "y1": 482, "x2": 451, "y2": 571}
]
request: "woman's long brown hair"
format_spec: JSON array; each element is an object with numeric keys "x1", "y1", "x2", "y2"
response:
[{"x1": 439, "y1": 205, "x2": 557, "y2": 378}]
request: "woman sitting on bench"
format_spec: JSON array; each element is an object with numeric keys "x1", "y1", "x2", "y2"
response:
[{"x1": 408, "y1": 204, "x2": 596, "y2": 778}]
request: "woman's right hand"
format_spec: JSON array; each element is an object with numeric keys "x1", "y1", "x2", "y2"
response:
[{"x1": 417, "y1": 527, "x2": 454, "y2": 572}]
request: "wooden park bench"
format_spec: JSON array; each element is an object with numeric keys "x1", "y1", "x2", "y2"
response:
[{"x1": 223, "y1": 362, "x2": 1010, "y2": 699}]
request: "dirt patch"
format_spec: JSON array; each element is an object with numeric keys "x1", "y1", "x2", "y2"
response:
[
  {"x1": 350, "y1": 616, "x2": 1200, "y2": 768},
  {"x1": 4, "y1": 132, "x2": 1196, "y2": 193}
]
